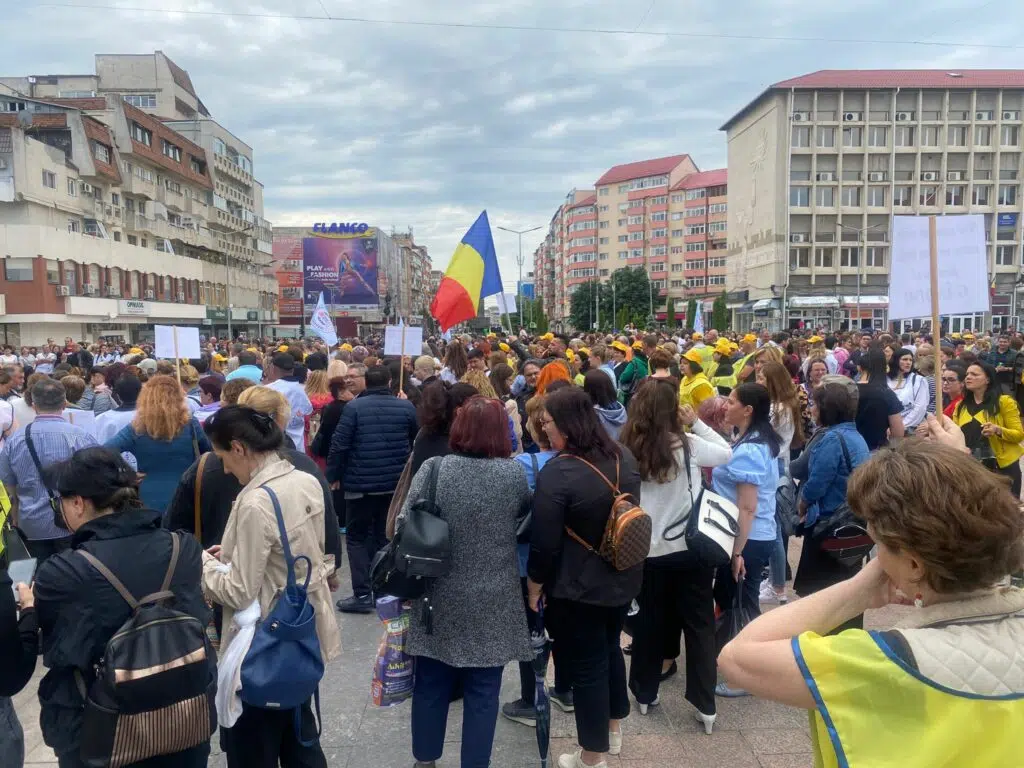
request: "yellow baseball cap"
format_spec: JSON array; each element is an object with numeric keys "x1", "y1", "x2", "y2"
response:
[
  {"x1": 578, "y1": 347, "x2": 591, "y2": 357},
  {"x1": 541, "y1": 332, "x2": 554, "y2": 341},
  {"x1": 714, "y1": 340, "x2": 732, "y2": 355},
  {"x1": 129, "y1": 347, "x2": 143, "y2": 355},
  {"x1": 498, "y1": 342, "x2": 510, "y2": 353},
  {"x1": 729, "y1": 342, "x2": 739, "y2": 352},
  {"x1": 566, "y1": 350, "x2": 576, "y2": 362},
  {"x1": 340, "y1": 343, "x2": 353, "y2": 351},
  {"x1": 212, "y1": 353, "x2": 227, "y2": 362},
  {"x1": 963, "y1": 333, "x2": 975, "y2": 340},
  {"x1": 278, "y1": 344, "x2": 289, "y2": 352},
  {"x1": 951, "y1": 333, "x2": 962, "y2": 340},
  {"x1": 487, "y1": 332, "x2": 497, "y2": 339},
  {"x1": 683, "y1": 348, "x2": 704, "y2": 364},
  {"x1": 631, "y1": 340, "x2": 644, "y2": 350},
  {"x1": 692, "y1": 332, "x2": 704, "y2": 340},
  {"x1": 742, "y1": 334, "x2": 757, "y2": 343},
  {"x1": 610, "y1": 340, "x2": 630, "y2": 354},
  {"x1": 808, "y1": 335, "x2": 824, "y2": 344}
]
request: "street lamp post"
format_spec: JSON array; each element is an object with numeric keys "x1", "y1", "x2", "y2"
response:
[{"x1": 497, "y1": 224, "x2": 543, "y2": 331}]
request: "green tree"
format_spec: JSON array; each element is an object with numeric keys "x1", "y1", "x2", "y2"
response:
[
  {"x1": 666, "y1": 297, "x2": 676, "y2": 329},
  {"x1": 712, "y1": 291, "x2": 728, "y2": 331},
  {"x1": 686, "y1": 298, "x2": 698, "y2": 330},
  {"x1": 569, "y1": 280, "x2": 601, "y2": 331},
  {"x1": 599, "y1": 267, "x2": 652, "y2": 331}
]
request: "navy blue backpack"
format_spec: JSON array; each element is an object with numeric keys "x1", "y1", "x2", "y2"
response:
[{"x1": 240, "y1": 484, "x2": 324, "y2": 745}]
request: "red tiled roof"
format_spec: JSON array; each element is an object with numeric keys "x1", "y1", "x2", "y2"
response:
[
  {"x1": 567, "y1": 194, "x2": 597, "y2": 209},
  {"x1": 595, "y1": 155, "x2": 691, "y2": 187},
  {"x1": 671, "y1": 168, "x2": 727, "y2": 191},
  {"x1": 82, "y1": 116, "x2": 122, "y2": 185},
  {"x1": 46, "y1": 97, "x2": 108, "y2": 110},
  {"x1": 121, "y1": 101, "x2": 212, "y2": 189},
  {"x1": 774, "y1": 69, "x2": 1024, "y2": 90},
  {"x1": 0, "y1": 113, "x2": 68, "y2": 129}
]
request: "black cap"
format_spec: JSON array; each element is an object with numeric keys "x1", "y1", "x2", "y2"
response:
[{"x1": 271, "y1": 352, "x2": 295, "y2": 372}]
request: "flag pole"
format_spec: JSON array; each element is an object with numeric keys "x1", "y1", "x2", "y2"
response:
[
  {"x1": 929, "y1": 216, "x2": 942, "y2": 416},
  {"x1": 399, "y1": 321, "x2": 406, "y2": 394},
  {"x1": 173, "y1": 328, "x2": 182, "y2": 386}
]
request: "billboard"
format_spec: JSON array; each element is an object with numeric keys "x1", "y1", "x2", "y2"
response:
[
  {"x1": 271, "y1": 233, "x2": 304, "y2": 318},
  {"x1": 303, "y1": 230, "x2": 380, "y2": 311}
]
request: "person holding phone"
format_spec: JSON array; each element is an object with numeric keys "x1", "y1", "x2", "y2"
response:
[{"x1": 0, "y1": 556, "x2": 40, "y2": 768}]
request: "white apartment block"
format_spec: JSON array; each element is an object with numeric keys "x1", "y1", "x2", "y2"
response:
[{"x1": 723, "y1": 70, "x2": 1024, "y2": 333}]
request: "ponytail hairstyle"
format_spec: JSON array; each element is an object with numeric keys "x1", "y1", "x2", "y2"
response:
[
  {"x1": 732, "y1": 382, "x2": 783, "y2": 458},
  {"x1": 45, "y1": 447, "x2": 143, "y2": 512},
  {"x1": 203, "y1": 404, "x2": 284, "y2": 454}
]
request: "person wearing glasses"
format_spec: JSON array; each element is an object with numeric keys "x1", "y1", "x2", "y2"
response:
[
  {"x1": 941, "y1": 362, "x2": 967, "y2": 417},
  {"x1": 515, "y1": 361, "x2": 542, "y2": 454}
]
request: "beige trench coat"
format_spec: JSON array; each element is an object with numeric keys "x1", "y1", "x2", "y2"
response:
[{"x1": 202, "y1": 455, "x2": 342, "y2": 662}]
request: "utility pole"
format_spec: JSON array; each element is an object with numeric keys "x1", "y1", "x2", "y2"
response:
[
  {"x1": 612, "y1": 278, "x2": 617, "y2": 333},
  {"x1": 497, "y1": 224, "x2": 543, "y2": 332},
  {"x1": 595, "y1": 280, "x2": 600, "y2": 330}
]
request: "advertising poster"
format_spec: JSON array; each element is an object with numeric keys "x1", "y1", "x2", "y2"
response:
[
  {"x1": 272, "y1": 234, "x2": 304, "y2": 318},
  {"x1": 303, "y1": 230, "x2": 379, "y2": 310}
]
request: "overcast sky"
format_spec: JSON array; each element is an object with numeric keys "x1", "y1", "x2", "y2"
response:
[{"x1": 6, "y1": 0, "x2": 1022, "y2": 289}]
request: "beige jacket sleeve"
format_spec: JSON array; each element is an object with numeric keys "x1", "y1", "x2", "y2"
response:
[{"x1": 202, "y1": 491, "x2": 275, "y2": 611}]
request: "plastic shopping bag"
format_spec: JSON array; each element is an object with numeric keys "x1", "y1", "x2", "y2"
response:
[
  {"x1": 370, "y1": 595, "x2": 415, "y2": 707},
  {"x1": 214, "y1": 566, "x2": 262, "y2": 728}
]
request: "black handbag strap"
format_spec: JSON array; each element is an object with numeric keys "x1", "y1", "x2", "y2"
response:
[
  {"x1": 425, "y1": 456, "x2": 442, "y2": 511},
  {"x1": 835, "y1": 431, "x2": 853, "y2": 474},
  {"x1": 25, "y1": 423, "x2": 59, "y2": 506}
]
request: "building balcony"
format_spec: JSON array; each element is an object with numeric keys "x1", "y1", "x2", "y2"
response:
[
  {"x1": 213, "y1": 152, "x2": 254, "y2": 185},
  {"x1": 120, "y1": 172, "x2": 156, "y2": 199}
]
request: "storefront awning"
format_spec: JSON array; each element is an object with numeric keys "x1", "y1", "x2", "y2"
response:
[
  {"x1": 752, "y1": 298, "x2": 779, "y2": 311},
  {"x1": 788, "y1": 296, "x2": 840, "y2": 309},
  {"x1": 733, "y1": 300, "x2": 757, "y2": 311},
  {"x1": 841, "y1": 295, "x2": 889, "y2": 307}
]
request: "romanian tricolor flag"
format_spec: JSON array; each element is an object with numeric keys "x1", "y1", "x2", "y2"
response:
[{"x1": 430, "y1": 211, "x2": 504, "y2": 331}]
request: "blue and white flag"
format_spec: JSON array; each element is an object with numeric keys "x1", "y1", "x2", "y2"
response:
[
  {"x1": 693, "y1": 300, "x2": 704, "y2": 335},
  {"x1": 309, "y1": 292, "x2": 338, "y2": 347}
]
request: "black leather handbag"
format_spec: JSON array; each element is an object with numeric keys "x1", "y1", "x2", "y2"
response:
[{"x1": 811, "y1": 433, "x2": 874, "y2": 568}]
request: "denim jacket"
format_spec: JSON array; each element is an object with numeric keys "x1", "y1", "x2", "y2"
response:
[{"x1": 799, "y1": 422, "x2": 869, "y2": 527}]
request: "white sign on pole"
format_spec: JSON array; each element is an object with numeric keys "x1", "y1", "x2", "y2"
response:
[
  {"x1": 309, "y1": 292, "x2": 338, "y2": 347},
  {"x1": 889, "y1": 215, "x2": 990, "y2": 319},
  {"x1": 383, "y1": 324, "x2": 424, "y2": 356},
  {"x1": 154, "y1": 325, "x2": 201, "y2": 359},
  {"x1": 496, "y1": 293, "x2": 518, "y2": 315}
]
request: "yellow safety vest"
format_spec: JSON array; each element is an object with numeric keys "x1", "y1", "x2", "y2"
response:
[
  {"x1": 796, "y1": 628, "x2": 1024, "y2": 767},
  {"x1": 679, "y1": 373, "x2": 715, "y2": 410},
  {"x1": 0, "y1": 483, "x2": 12, "y2": 559}
]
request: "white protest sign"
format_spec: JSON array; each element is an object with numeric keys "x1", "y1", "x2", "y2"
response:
[
  {"x1": 383, "y1": 324, "x2": 424, "y2": 356},
  {"x1": 154, "y1": 325, "x2": 202, "y2": 359},
  {"x1": 496, "y1": 293, "x2": 518, "y2": 315},
  {"x1": 62, "y1": 408, "x2": 96, "y2": 437},
  {"x1": 888, "y1": 215, "x2": 989, "y2": 319},
  {"x1": 309, "y1": 292, "x2": 338, "y2": 347}
]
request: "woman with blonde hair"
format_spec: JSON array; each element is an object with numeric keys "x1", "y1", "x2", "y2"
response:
[
  {"x1": 105, "y1": 374, "x2": 210, "y2": 511},
  {"x1": 304, "y1": 368, "x2": 332, "y2": 455},
  {"x1": 462, "y1": 369, "x2": 523, "y2": 456}
]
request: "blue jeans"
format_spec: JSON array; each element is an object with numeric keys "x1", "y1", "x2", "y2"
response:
[
  {"x1": 769, "y1": 527, "x2": 787, "y2": 590},
  {"x1": 0, "y1": 696, "x2": 23, "y2": 768},
  {"x1": 411, "y1": 656, "x2": 503, "y2": 768},
  {"x1": 740, "y1": 538, "x2": 776, "y2": 620}
]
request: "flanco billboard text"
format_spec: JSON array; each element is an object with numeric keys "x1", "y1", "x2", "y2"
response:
[{"x1": 312, "y1": 222, "x2": 370, "y2": 234}]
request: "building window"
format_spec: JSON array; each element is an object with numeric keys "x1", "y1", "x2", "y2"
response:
[
  {"x1": 161, "y1": 140, "x2": 182, "y2": 162},
  {"x1": 671, "y1": 279, "x2": 684, "y2": 288},
  {"x1": 947, "y1": 185, "x2": 965, "y2": 206},
  {"x1": 814, "y1": 247, "x2": 834, "y2": 268},
  {"x1": 113, "y1": 231, "x2": 121, "y2": 242},
  {"x1": 599, "y1": 252, "x2": 608, "y2": 260},
  {"x1": 127, "y1": 234, "x2": 138, "y2": 245},
  {"x1": 670, "y1": 246, "x2": 683, "y2": 254},
  {"x1": 865, "y1": 247, "x2": 886, "y2": 267},
  {"x1": 685, "y1": 242, "x2": 706, "y2": 252},
  {"x1": 996, "y1": 245, "x2": 1016, "y2": 265},
  {"x1": 867, "y1": 186, "x2": 886, "y2": 206},
  {"x1": 975, "y1": 125, "x2": 992, "y2": 146},
  {"x1": 842, "y1": 126, "x2": 862, "y2": 147},
  {"x1": 628, "y1": 232, "x2": 643, "y2": 242},
  {"x1": 895, "y1": 126, "x2": 915, "y2": 147},
  {"x1": 1001, "y1": 126, "x2": 1020, "y2": 147},
  {"x1": 671, "y1": 229, "x2": 683, "y2": 237},
  {"x1": 92, "y1": 141, "x2": 110, "y2": 163},
  {"x1": 921, "y1": 125, "x2": 940, "y2": 147},
  {"x1": 44, "y1": 259, "x2": 59, "y2": 284},
  {"x1": 651, "y1": 229, "x2": 668, "y2": 239},
  {"x1": 709, "y1": 256, "x2": 727, "y2": 268},
  {"x1": 686, "y1": 224, "x2": 706, "y2": 235},
  {"x1": 816, "y1": 186, "x2": 835, "y2": 207},
  {"x1": 790, "y1": 187, "x2": 810, "y2": 207},
  {"x1": 63, "y1": 262, "x2": 78, "y2": 294},
  {"x1": 630, "y1": 248, "x2": 644, "y2": 258},
  {"x1": 816, "y1": 127, "x2": 836, "y2": 148},
  {"x1": 617, "y1": 251, "x2": 628, "y2": 259},
  {"x1": 947, "y1": 126, "x2": 968, "y2": 146},
  {"x1": 709, "y1": 203, "x2": 727, "y2": 214},
  {"x1": 685, "y1": 189, "x2": 706, "y2": 200},
  {"x1": 920, "y1": 186, "x2": 938, "y2": 206},
  {"x1": 709, "y1": 221, "x2": 727, "y2": 233},
  {"x1": 190, "y1": 157, "x2": 205, "y2": 175},
  {"x1": 650, "y1": 211, "x2": 667, "y2": 222},
  {"x1": 649, "y1": 262, "x2": 666, "y2": 272},
  {"x1": 841, "y1": 186, "x2": 861, "y2": 206},
  {"x1": 973, "y1": 185, "x2": 991, "y2": 205},
  {"x1": 130, "y1": 122, "x2": 152, "y2": 146},
  {"x1": 111, "y1": 192, "x2": 120, "y2": 206},
  {"x1": 599, "y1": 269, "x2": 609, "y2": 276},
  {"x1": 671, "y1": 263, "x2": 683, "y2": 272},
  {"x1": 840, "y1": 246, "x2": 859, "y2": 267},
  {"x1": 708, "y1": 275, "x2": 726, "y2": 286},
  {"x1": 685, "y1": 259, "x2": 706, "y2": 270},
  {"x1": 998, "y1": 185, "x2": 1018, "y2": 205},
  {"x1": 792, "y1": 126, "x2": 811, "y2": 148},
  {"x1": 627, "y1": 215, "x2": 643, "y2": 225},
  {"x1": 67, "y1": 219, "x2": 81, "y2": 233},
  {"x1": 599, "y1": 205, "x2": 608, "y2": 212},
  {"x1": 598, "y1": 236, "x2": 609, "y2": 244},
  {"x1": 42, "y1": 170, "x2": 56, "y2": 189},
  {"x1": 3, "y1": 257, "x2": 33, "y2": 282},
  {"x1": 868, "y1": 126, "x2": 887, "y2": 147},
  {"x1": 599, "y1": 187, "x2": 609, "y2": 196},
  {"x1": 671, "y1": 193, "x2": 684, "y2": 203},
  {"x1": 649, "y1": 195, "x2": 668, "y2": 206},
  {"x1": 894, "y1": 186, "x2": 913, "y2": 207},
  {"x1": 123, "y1": 94, "x2": 157, "y2": 108},
  {"x1": 686, "y1": 276, "x2": 705, "y2": 288},
  {"x1": 66, "y1": 178, "x2": 77, "y2": 197}
]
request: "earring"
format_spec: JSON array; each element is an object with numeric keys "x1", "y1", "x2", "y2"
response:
[{"x1": 914, "y1": 593, "x2": 924, "y2": 608}]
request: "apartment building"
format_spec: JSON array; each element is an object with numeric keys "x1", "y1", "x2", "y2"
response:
[
  {"x1": 0, "y1": 95, "x2": 277, "y2": 345},
  {"x1": 722, "y1": 69, "x2": 1024, "y2": 332},
  {"x1": 392, "y1": 230, "x2": 433, "y2": 322},
  {"x1": 667, "y1": 169, "x2": 729, "y2": 318}
]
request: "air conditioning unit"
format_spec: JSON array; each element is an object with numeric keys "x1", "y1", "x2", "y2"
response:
[
  {"x1": 144, "y1": 289, "x2": 155, "y2": 299},
  {"x1": 176, "y1": 292, "x2": 185, "y2": 302},
  {"x1": 868, "y1": 172, "x2": 887, "y2": 181},
  {"x1": 791, "y1": 233, "x2": 808, "y2": 243},
  {"x1": 947, "y1": 171, "x2": 964, "y2": 181},
  {"x1": 1003, "y1": 111, "x2": 1020, "y2": 121},
  {"x1": 843, "y1": 112, "x2": 862, "y2": 122},
  {"x1": 106, "y1": 286, "x2": 120, "y2": 297},
  {"x1": 83, "y1": 284, "x2": 97, "y2": 296},
  {"x1": 976, "y1": 111, "x2": 994, "y2": 120},
  {"x1": 792, "y1": 112, "x2": 810, "y2": 122},
  {"x1": 895, "y1": 111, "x2": 914, "y2": 121},
  {"x1": 816, "y1": 172, "x2": 835, "y2": 181},
  {"x1": 56, "y1": 285, "x2": 70, "y2": 296},
  {"x1": 921, "y1": 171, "x2": 939, "y2": 181},
  {"x1": 79, "y1": 181, "x2": 94, "y2": 195}
]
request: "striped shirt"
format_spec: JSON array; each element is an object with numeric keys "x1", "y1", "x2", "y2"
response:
[{"x1": 0, "y1": 414, "x2": 98, "y2": 540}]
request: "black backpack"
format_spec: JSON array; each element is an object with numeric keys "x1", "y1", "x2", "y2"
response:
[
  {"x1": 76, "y1": 532, "x2": 216, "y2": 768},
  {"x1": 370, "y1": 457, "x2": 450, "y2": 632}
]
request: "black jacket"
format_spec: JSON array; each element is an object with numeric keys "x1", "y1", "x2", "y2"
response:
[
  {"x1": 326, "y1": 387, "x2": 418, "y2": 492},
  {"x1": 409, "y1": 429, "x2": 452, "y2": 477},
  {"x1": 312, "y1": 399, "x2": 348, "y2": 459},
  {"x1": 0, "y1": 566, "x2": 38, "y2": 696},
  {"x1": 33, "y1": 509, "x2": 211, "y2": 756},
  {"x1": 515, "y1": 387, "x2": 537, "y2": 454},
  {"x1": 163, "y1": 449, "x2": 342, "y2": 568},
  {"x1": 528, "y1": 447, "x2": 643, "y2": 607}
]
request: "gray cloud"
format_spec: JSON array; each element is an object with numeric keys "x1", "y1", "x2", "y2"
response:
[{"x1": 6, "y1": 0, "x2": 1024, "y2": 288}]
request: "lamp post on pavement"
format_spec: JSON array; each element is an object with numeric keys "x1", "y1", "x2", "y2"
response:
[{"x1": 497, "y1": 225, "x2": 543, "y2": 332}]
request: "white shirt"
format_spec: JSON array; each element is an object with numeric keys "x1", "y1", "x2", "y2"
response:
[
  {"x1": 889, "y1": 372, "x2": 929, "y2": 430},
  {"x1": 10, "y1": 397, "x2": 34, "y2": 430},
  {"x1": 266, "y1": 378, "x2": 312, "y2": 448},
  {"x1": 0, "y1": 355, "x2": 17, "y2": 366},
  {"x1": 95, "y1": 408, "x2": 137, "y2": 443}
]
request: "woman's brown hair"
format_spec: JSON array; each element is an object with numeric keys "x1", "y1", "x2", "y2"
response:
[
  {"x1": 849, "y1": 440, "x2": 1024, "y2": 594},
  {"x1": 619, "y1": 378, "x2": 689, "y2": 483},
  {"x1": 133, "y1": 376, "x2": 190, "y2": 440},
  {"x1": 760, "y1": 361, "x2": 805, "y2": 447}
]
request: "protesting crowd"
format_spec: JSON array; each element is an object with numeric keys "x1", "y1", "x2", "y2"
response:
[{"x1": 0, "y1": 323, "x2": 1022, "y2": 768}]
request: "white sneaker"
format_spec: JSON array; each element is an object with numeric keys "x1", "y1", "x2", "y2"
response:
[
  {"x1": 608, "y1": 729, "x2": 622, "y2": 755},
  {"x1": 759, "y1": 580, "x2": 788, "y2": 604},
  {"x1": 637, "y1": 695, "x2": 660, "y2": 715},
  {"x1": 558, "y1": 750, "x2": 607, "y2": 768},
  {"x1": 693, "y1": 709, "x2": 716, "y2": 735}
]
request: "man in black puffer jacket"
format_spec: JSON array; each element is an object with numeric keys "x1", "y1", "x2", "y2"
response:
[{"x1": 328, "y1": 364, "x2": 418, "y2": 613}]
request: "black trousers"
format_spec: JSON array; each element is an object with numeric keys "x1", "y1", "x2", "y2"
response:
[
  {"x1": 628, "y1": 551, "x2": 716, "y2": 715},
  {"x1": 345, "y1": 494, "x2": 391, "y2": 598},
  {"x1": 546, "y1": 599, "x2": 629, "y2": 754},
  {"x1": 516, "y1": 578, "x2": 568, "y2": 705},
  {"x1": 26, "y1": 537, "x2": 71, "y2": 563},
  {"x1": 221, "y1": 701, "x2": 325, "y2": 768},
  {"x1": 57, "y1": 744, "x2": 209, "y2": 768},
  {"x1": 997, "y1": 460, "x2": 1023, "y2": 498}
]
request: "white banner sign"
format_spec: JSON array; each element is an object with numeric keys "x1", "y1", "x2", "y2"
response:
[
  {"x1": 889, "y1": 215, "x2": 990, "y2": 319},
  {"x1": 496, "y1": 293, "x2": 518, "y2": 315},
  {"x1": 384, "y1": 324, "x2": 424, "y2": 356},
  {"x1": 118, "y1": 299, "x2": 149, "y2": 316},
  {"x1": 309, "y1": 292, "x2": 338, "y2": 347},
  {"x1": 154, "y1": 325, "x2": 201, "y2": 360}
]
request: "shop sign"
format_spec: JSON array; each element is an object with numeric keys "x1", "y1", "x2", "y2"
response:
[
  {"x1": 312, "y1": 222, "x2": 370, "y2": 235},
  {"x1": 118, "y1": 299, "x2": 149, "y2": 316},
  {"x1": 246, "y1": 310, "x2": 259, "y2": 321},
  {"x1": 206, "y1": 308, "x2": 229, "y2": 321}
]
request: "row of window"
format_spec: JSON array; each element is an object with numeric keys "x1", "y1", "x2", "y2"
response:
[
  {"x1": 789, "y1": 183, "x2": 1019, "y2": 207},
  {"x1": 788, "y1": 246, "x2": 887, "y2": 269},
  {"x1": 666, "y1": 276, "x2": 727, "y2": 288},
  {"x1": 794, "y1": 124, "x2": 1023, "y2": 149}
]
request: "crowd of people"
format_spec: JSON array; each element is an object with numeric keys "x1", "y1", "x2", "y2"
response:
[{"x1": 0, "y1": 323, "x2": 1021, "y2": 768}]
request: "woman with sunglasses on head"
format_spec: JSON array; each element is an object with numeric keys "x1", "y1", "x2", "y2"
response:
[
  {"x1": 619, "y1": 379, "x2": 731, "y2": 731},
  {"x1": 202, "y1": 406, "x2": 340, "y2": 768},
  {"x1": 887, "y1": 348, "x2": 929, "y2": 434}
]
